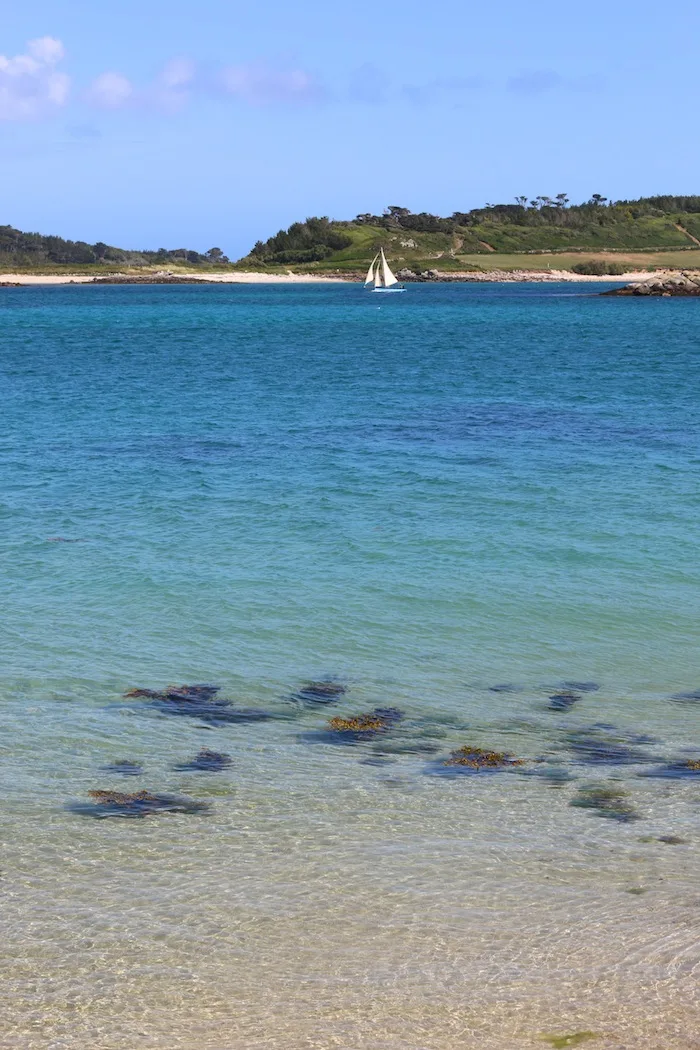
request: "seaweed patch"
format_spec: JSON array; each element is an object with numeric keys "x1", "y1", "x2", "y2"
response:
[
  {"x1": 71, "y1": 790, "x2": 210, "y2": 819},
  {"x1": 570, "y1": 783, "x2": 638, "y2": 822},
  {"x1": 425, "y1": 744, "x2": 526, "y2": 775},
  {"x1": 100, "y1": 760, "x2": 143, "y2": 776},
  {"x1": 124, "y1": 683, "x2": 271, "y2": 724},
  {"x1": 292, "y1": 680, "x2": 348, "y2": 705},
  {"x1": 307, "y1": 707, "x2": 404, "y2": 745},
  {"x1": 174, "y1": 748, "x2": 232, "y2": 772}
]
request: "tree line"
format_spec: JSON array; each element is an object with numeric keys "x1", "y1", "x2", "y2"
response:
[{"x1": 0, "y1": 225, "x2": 229, "y2": 267}]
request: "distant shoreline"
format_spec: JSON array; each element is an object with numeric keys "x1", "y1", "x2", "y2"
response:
[{"x1": 0, "y1": 268, "x2": 671, "y2": 286}]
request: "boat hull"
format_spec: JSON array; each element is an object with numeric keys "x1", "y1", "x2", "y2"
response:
[{"x1": 370, "y1": 287, "x2": 405, "y2": 293}]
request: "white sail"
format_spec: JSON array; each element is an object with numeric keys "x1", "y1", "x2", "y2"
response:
[
  {"x1": 380, "y1": 247, "x2": 399, "y2": 288},
  {"x1": 364, "y1": 254, "x2": 378, "y2": 285},
  {"x1": 374, "y1": 257, "x2": 383, "y2": 287}
]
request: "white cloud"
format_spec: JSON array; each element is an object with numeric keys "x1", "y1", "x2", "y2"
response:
[
  {"x1": 159, "y1": 57, "x2": 195, "y2": 90},
  {"x1": 0, "y1": 36, "x2": 70, "y2": 119},
  {"x1": 28, "y1": 36, "x2": 65, "y2": 65},
  {"x1": 87, "y1": 71, "x2": 133, "y2": 109},
  {"x1": 220, "y1": 62, "x2": 324, "y2": 105}
]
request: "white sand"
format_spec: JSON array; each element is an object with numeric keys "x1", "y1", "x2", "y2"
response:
[
  {"x1": 0, "y1": 269, "x2": 662, "y2": 286},
  {"x1": 0, "y1": 271, "x2": 347, "y2": 285}
]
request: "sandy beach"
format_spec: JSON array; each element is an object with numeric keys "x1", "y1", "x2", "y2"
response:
[{"x1": 0, "y1": 269, "x2": 665, "y2": 285}]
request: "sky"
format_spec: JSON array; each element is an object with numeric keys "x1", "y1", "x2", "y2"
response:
[{"x1": 2, "y1": 0, "x2": 699, "y2": 259}]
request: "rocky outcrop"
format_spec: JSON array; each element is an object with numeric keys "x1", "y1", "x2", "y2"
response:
[{"x1": 602, "y1": 273, "x2": 700, "y2": 296}]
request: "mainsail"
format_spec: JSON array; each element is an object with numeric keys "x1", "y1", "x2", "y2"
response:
[{"x1": 379, "y1": 247, "x2": 398, "y2": 288}]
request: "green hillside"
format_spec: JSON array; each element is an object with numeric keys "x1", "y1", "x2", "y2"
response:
[{"x1": 238, "y1": 196, "x2": 700, "y2": 274}]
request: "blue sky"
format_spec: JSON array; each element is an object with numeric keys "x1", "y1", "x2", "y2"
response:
[{"x1": 2, "y1": 0, "x2": 699, "y2": 258}]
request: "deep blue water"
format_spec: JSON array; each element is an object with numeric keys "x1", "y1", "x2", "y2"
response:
[
  {"x1": 3, "y1": 281, "x2": 700, "y2": 1050},
  {"x1": 2, "y1": 281, "x2": 700, "y2": 694}
]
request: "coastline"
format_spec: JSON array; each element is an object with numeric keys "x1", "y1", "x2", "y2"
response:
[{"x1": 0, "y1": 268, "x2": 675, "y2": 286}]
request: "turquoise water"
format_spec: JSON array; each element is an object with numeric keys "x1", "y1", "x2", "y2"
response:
[{"x1": 2, "y1": 283, "x2": 700, "y2": 1049}]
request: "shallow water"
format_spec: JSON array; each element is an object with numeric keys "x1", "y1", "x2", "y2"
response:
[{"x1": 2, "y1": 282, "x2": 700, "y2": 1049}]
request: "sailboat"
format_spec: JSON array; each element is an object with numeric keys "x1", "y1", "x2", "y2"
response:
[{"x1": 364, "y1": 248, "x2": 405, "y2": 292}]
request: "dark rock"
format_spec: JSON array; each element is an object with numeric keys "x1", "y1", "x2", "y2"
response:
[
  {"x1": 100, "y1": 760, "x2": 143, "y2": 776},
  {"x1": 91, "y1": 275, "x2": 220, "y2": 285},
  {"x1": 658, "y1": 835, "x2": 688, "y2": 845},
  {"x1": 71, "y1": 790, "x2": 210, "y2": 819},
  {"x1": 602, "y1": 274, "x2": 700, "y2": 297},
  {"x1": 174, "y1": 748, "x2": 232, "y2": 772},
  {"x1": 668, "y1": 689, "x2": 700, "y2": 703},
  {"x1": 562, "y1": 681, "x2": 600, "y2": 693},
  {"x1": 488, "y1": 683, "x2": 522, "y2": 693}
]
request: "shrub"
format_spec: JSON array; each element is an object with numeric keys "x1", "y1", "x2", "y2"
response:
[{"x1": 571, "y1": 260, "x2": 627, "y2": 276}]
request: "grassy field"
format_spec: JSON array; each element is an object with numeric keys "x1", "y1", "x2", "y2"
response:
[{"x1": 235, "y1": 219, "x2": 700, "y2": 275}]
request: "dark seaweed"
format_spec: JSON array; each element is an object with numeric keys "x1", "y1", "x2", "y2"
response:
[
  {"x1": 70, "y1": 790, "x2": 211, "y2": 819},
  {"x1": 100, "y1": 760, "x2": 143, "y2": 776},
  {"x1": 547, "y1": 691, "x2": 582, "y2": 712},
  {"x1": 426, "y1": 744, "x2": 526, "y2": 776},
  {"x1": 292, "y1": 680, "x2": 348, "y2": 705},
  {"x1": 125, "y1": 683, "x2": 271, "y2": 724},
  {"x1": 174, "y1": 748, "x2": 232, "y2": 772},
  {"x1": 306, "y1": 707, "x2": 404, "y2": 745},
  {"x1": 638, "y1": 759, "x2": 700, "y2": 779},
  {"x1": 570, "y1": 783, "x2": 638, "y2": 822},
  {"x1": 565, "y1": 726, "x2": 654, "y2": 765}
]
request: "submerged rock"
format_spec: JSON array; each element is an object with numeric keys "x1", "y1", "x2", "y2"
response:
[
  {"x1": 71, "y1": 789, "x2": 210, "y2": 819},
  {"x1": 638, "y1": 758, "x2": 700, "y2": 779},
  {"x1": 308, "y1": 707, "x2": 403, "y2": 744},
  {"x1": 562, "y1": 681, "x2": 600, "y2": 693},
  {"x1": 125, "y1": 683, "x2": 271, "y2": 724},
  {"x1": 292, "y1": 680, "x2": 348, "y2": 705},
  {"x1": 488, "y1": 683, "x2": 522, "y2": 693},
  {"x1": 548, "y1": 691, "x2": 582, "y2": 712},
  {"x1": 668, "y1": 689, "x2": 700, "y2": 703},
  {"x1": 100, "y1": 760, "x2": 143, "y2": 776},
  {"x1": 426, "y1": 744, "x2": 526, "y2": 775},
  {"x1": 570, "y1": 783, "x2": 638, "y2": 822},
  {"x1": 565, "y1": 726, "x2": 653, "y2": 764},
  {"x1": 174, "y1": 748, "x2": 232, "y2": 772}
]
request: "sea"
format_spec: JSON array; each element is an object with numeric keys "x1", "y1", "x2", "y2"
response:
[{"x1": 2, "y1": 281, "x2": 700, "y2": 1050}]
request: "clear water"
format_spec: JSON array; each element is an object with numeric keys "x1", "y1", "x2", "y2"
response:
[{"x1": 2, "y1": 283, "x2": 700, "y2": 1049}]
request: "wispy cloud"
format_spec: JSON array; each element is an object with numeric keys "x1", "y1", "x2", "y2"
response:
[
  {"x1": 348, "y1": 63, "x2": 389, "y2": 105},
  {"x1": 507, "y1": 70, "x2": 602, "y2": 95},
  {"x1": 0, "y1": 37, "x2": 69, "y2": 120},
  {"x1": 87, "y1": 71, "x2": 133, "y2": 109},
  {"x1": 149, "y1": 57, "x2": 196, "y2": 110},
  {"x1": 402, "y1": 75, "x2": 483, "y2": 106},
  {"x1": 219, "y1": 62, "x2": 325, "y2": 105}
]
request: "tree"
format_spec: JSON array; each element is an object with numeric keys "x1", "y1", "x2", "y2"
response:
[
  {"x1": 384, "y1": 205, "x2": 411, "y2": 222},
  {"x1": 589, "y1": 193, "x2": 608, "y2": 206},
  {"x1": 514, "y1": 196, "x2": 529, "y2": 208},
  {"x1": 205, "y1": 247, "x2": 227, "y2": 262},
  {"x1": 554, "y1": 193, "x2": 569, "y2": 208}
]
